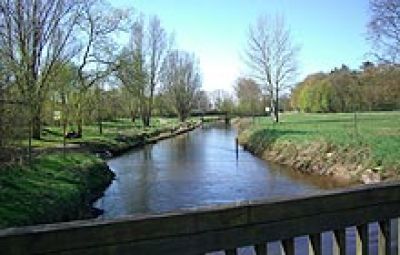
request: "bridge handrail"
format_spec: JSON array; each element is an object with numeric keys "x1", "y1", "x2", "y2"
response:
[{"x1": 1, "y1": 182, "x2": 400, "y2": 254}]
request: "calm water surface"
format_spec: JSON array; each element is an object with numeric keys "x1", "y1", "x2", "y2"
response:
[
  {"x1": 94, "y1": 123, "x2": 396, "y2": 255},
  {"x1": 95, "y1": 123, "x2": 345, "y2": 217}
]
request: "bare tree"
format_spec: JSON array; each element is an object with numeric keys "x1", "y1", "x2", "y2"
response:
[
  {"x1": 0, "y1": 0, "x2": 80, "y2": 139},
  {"x1": 74, "y1": 0, "x2": 128, "y2": 136},
  {"x1": 146, "y1": 16, "x2": 168, "y2": 126},
  {"x1": 116, "y1": 17, "x2": 147, "y2": 125},
  {"x1": 162, "y1": 50, "x2": 201, "y2": 122},
  {"x1": 244, "y1": 15, "x2": 299, "y2": 122},
  {"x1": 117, "y1": 15, "x2": 168, "y2": 126},
  {"x1": 368, "y1": 0, "x2": 400, "y2": 63}
]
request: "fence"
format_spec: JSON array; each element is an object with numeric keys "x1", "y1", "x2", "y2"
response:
[{"x1": 0, "y1": 182, "x2": 400, "y2": 254}]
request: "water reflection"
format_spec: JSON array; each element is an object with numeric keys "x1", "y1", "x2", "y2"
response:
[
  {"x1": 94, "y1": 123, "x2": 394, "y2": 255},
  {"x1": 95, "y1": 123, "x2": 346, "y2": 218}
]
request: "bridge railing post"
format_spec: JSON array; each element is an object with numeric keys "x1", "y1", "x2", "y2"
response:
[
  {"x1": 378, "y1": 220, "x2": 392, "y2": 255},
  {"x1": 309, "y1": 233, "x2": 322, "y2": 255},
  {"x1": 356, "y1": 224, "x2": 369, "y2": 255},
  {"x1": 333, "y1": 229, "x2": 347, "y2": 255}
]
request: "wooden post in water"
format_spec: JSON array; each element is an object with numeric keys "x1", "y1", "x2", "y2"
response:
[{"x1": 235, "y1": 137, "x2": 239, "y2": 160}]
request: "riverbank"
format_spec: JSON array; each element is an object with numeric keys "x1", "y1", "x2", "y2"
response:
[
  {"x1": 238, "y1": 112, "x2": 400, "y2": 184},
  {"x1": 73, "y1": 119, "x2": 202, "y2": 158},
  {"x1": 0, "y1": 119, "x2": 201, "y2": 228},
  {"x1": 0, "y1": 153, "x2": 114, "y2": 228},
  {"x1": 33, "y1": 118, "x2": 201, "y2": 157}
]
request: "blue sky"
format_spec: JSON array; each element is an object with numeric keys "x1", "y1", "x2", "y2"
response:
[{"x1": 113, "y1": 0, "x2": 370, "y2": 92}]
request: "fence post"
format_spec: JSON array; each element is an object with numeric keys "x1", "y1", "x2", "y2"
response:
[
  {"x1": 379, "y1": 220, "x2": 391, "y2": 255},
  {"x1": 356, "y1": 224, "x2": 369, "y2": 255},
  {"x1": 309, "y1": 233, "x2": 322, "y2": 255},
  {"x1": 333, "y1": 229, "x2": 346, "y2": 255}
]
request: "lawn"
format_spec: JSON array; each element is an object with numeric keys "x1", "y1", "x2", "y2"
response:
[
  {"x1": 31, "y1": 117, "x2": 184, "y2": 149},
  {"x1": 241, "y1": 111, "x2": 400, "y2": 172},
  {"x1": 0, "y1": 153, "x2": 113, "y2": 228},
  {"x1": 0, "y1": 117, "x2": 201, "y2": 228}
]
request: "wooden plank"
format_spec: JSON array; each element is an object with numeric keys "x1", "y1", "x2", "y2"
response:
[
  {"x1": 254, "y1": 243, "x2": 267, "y2": 255},
  {"x1": 356, "y1": 224, "x2": 369, "y2": 255},
  {"x1": 398, "y1": 218, "x2": 400, "y2": 255},
  {"x1": 309, "y1": 233, "x2": 322, "y2": 255},
  {"x1": 379, "y1": 220, "x2": 391, "y2": 255},
  {"x1": 1, "y1": 183, "x2": 400, "y2": 254},
  {"x1": 333, "y1": 229, "x2": 346, "y2": 255},
  {"x1": 281, "y1": 238, "x2": 295, "y2": 255},
  {"x1": 225, "y1": 248, "x2": 238, "y2": 255},
  {"x1": 8, "y1": 202, "x2": 399, "y2": 255}
]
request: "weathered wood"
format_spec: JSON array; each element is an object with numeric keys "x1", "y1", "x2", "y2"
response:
[
  {"x1": 309, "y1": 233, "x2": 322, "y2": 255},
  {"x1": 356, "y1": 224, "x2": 369, "y2": 255},
  {"x1": 333, "y1": 229, "x2": 346, "y2": 255},
  {"x1": 0, "y1": 182, "x2": 400, "y2": 254},
  {"x1": 225, "y1": 248, "x2": 238, "y2": 255},
  {"x1": 378, "y1": 220, "x2": 391, "y2": 255},
  {"x1": 254, "y1": 243, "x2": 267, "y2": 255},
  {"x1": 398, "y1": 218, "x2": 400, "y2": 255},
  {"x1": 281, "y1": 238, "x2": 295, "y2": 255}
]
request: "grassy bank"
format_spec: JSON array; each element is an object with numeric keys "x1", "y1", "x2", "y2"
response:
[
  {"x1": 239, "y1": 112, "x2": 400, "y2": 183},
  {"x1": 33, "y1": 118, "x2": 200, "y2": 156},
  {"x1": 1, "y1": 118, "x2": 201, "y2": 228},
  {"x1": 0, "y1": 153, "x2": 114, "y2": 228}
]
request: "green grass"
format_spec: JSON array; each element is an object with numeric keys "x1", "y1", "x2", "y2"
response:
[
  {"x1": 0, "y1": 153, "x2": 114, "y2": 228},
  {"x1": 26, "y1": 117, "x2": 202, "y2": 155},
  {"x1": 241, "y1": 111, "x2": 400, "y2": 171},
  {"x1": 32, "y1": 118, "x2": 184, "y2": 148},
  {"x1": 0, "y1": 117, "x2": 201, "y2": 228}
]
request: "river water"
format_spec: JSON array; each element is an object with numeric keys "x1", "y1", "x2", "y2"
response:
[{"x1": 94, "y1": 123, "x2": 396, "y2": 255}]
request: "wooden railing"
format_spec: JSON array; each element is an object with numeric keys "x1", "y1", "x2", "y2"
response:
[{"x1": 1, "y1": 182, "x2": 400, "y2": 254}]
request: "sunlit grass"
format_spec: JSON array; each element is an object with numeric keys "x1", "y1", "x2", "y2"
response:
[
  {"x1": 246, "y1": 111, "x2": 400, "y2": 169},
  {"x1": 29, "y1": 117, "x2": 185, "y2": 148},
  {"x1": 0, "y1": 153, "x2": 113, "y2": 228}
]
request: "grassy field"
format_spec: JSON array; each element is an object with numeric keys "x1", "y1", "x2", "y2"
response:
[
  {"x1": 0, "y1": 117, "x2": 202, "y2": 228},
  {"x1": 240, "y1": 111, "x2": 400, "y2": 178},
  {"x1": 0, "y1": 153, "x2": 113, "y2": 228},
  {"x1": 31, "y1": 118, "x2": 184, "y2": 148}
]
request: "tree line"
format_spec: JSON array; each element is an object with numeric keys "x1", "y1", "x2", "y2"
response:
[
  {"x1": 0, "y1": 0, "x2": 201, "y2": 161},
  {"x1": 290, "y1": 63, "x2": 400, "y2": 113}
]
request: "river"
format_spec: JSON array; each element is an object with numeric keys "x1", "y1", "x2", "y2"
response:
[{"x1": 94, "y1": 123, "x2": 396, "y2": 255}]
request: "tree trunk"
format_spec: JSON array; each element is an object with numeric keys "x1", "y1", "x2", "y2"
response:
[
  {"x1": 274, "y1": 99, "x2": 279, "y2": 122},
  {"x1": 32, "y1": 107, "x2": 41, "y2": 139},
  {"x1": 146, "y1": 90, "x2": 155, "y2": 127},
  {"x1": 77, "y1": 118, "x2": 83, "y2": 137},
  {"x1": 143, "y1": 101, "x2": 151, "y2": 127},
  {"x1": 98, "y1": 119, "x2": 103, "y2": 135},
  {"x1": 274, "y1": 86, "x2": 279, "y2": 123},
  {"x1": 77, "y1": 102, "x2": 83, "y2": 137},
  {"x1": 141, "y1": 114, "x2": 150, "y2": 127},
  {"x1": 131, "y1": 111, "x2": 136, "y2": 122},
  {"x1": 270, "y1": 97, "x2": 275, "y2": 120}
]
